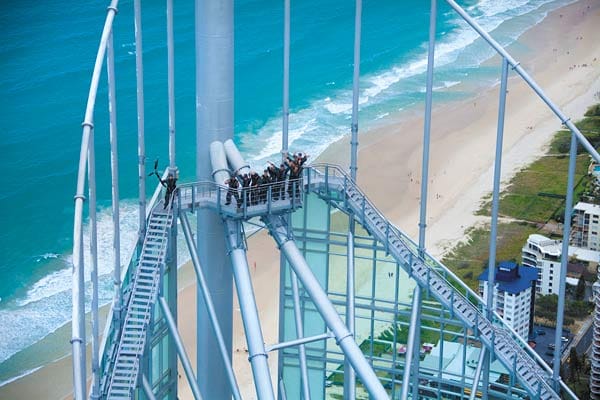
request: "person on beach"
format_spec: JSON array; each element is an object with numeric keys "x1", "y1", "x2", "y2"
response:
[{"x1": 225, "y1": 173, "x2": 241, "y2": 208}]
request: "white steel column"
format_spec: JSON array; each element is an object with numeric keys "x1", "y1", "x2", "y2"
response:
[
  {"x1": 167, "y1": 0, "x2": 176, "y2": 170},
  {"x1": 401, "y1": 287, "x2": 421, "y2": 400},
  {"x1": 282, "y1": 0, "x2": 290, "y2": 157},
  {"x1": 195, "y1": 0, "x2": 234, "y2": 398},
  {"x1": 134, "y1": 0, "x2": 146, "y2": 238},
  {"x1": 107, "y1": 29, "x2": 122, "y2": 330},
  {"x1": 226, "y1": 220, "x2": 276, "y2": 400},
  {"x1": 88, "y1": 129, "x2": 99, "y2": 400},
  {"x1": 266, "y1": 215, "x2": 388, "y2": 398}
]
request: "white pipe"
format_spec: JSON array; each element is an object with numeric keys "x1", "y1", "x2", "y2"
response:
[
  {"x1": 224, "y1": 139, "x2": 250, "y2": 175},
  {"x1": 210, "y1": 141, "x2": 231, "y2": 184}
]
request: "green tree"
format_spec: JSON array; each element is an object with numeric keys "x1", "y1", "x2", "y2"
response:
[
  {"x1": 569, "y1": 348, "x2": 580, "y2": 383},
  {"x1": 575, "y1": 276, "x2": 586, "y2": 301}
]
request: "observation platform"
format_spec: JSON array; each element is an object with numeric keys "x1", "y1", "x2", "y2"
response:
[{"x1": 176, "y1": 178, "x2": 304, "y2": 218}]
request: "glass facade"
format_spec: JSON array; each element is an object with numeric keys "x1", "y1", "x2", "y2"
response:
[{"x1": 278, "y1": 193, "x2": 527, "y2": 399}]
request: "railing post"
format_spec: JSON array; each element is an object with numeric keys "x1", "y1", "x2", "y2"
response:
[
  {"x1": 361, "y1": 196, "x2": 366, "y2": 222},
  {"x1": 385, "y1": 221, "x2": 390, "y2": 255},
  {"x1": 426, "y1": 267, "x2": 431, "y2": 298},
  {"x1": 217, "y1": 185, "x2": 222, "y2": 214},
  {"x1": 267, "y1": 184, "x2": 272, "y2": 214},
  {"x1": 325, "y1": 165, "x2": 329, "y2": 195},
  {"x1": 292, "y1": 179, "x2": 298, "y2": 208},
  {"x1": 343, "y1": 175, "x2": 349, "y2": 209},
  {"x1": 243, "y1": 187, "x2": 248, "y2": 219}
]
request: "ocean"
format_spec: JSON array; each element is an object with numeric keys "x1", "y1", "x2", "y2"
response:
[{"x1": 0, "y1": 0, "x2": 574, "y2": 385}]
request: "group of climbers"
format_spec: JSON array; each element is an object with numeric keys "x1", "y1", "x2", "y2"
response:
[
  {"x1": 225, "y1": 151, "x2": 309, "y2": 208},
  {"x1": 149, "y1": 151, "x2": 309, "y2": 211}
]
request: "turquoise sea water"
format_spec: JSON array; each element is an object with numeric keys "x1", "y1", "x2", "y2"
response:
[{"x1": 0, "y1": 0, "x2": 573, "y2": 384}]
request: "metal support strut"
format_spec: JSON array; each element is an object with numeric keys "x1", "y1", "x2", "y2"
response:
[{"x1": 264, "y1": 215, "x2": 388, "y2": 399}]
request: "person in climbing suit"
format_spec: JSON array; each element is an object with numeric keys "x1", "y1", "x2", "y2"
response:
[
  {"x1": 240, "y1": 173, "x2": 251, "y2": 207},
  {"x1": 250, "y1": 172, "x2": 260, "y2": 205},
  {"x1": 260, "y1": 169, "x2": 272, "y2": 203},
  {"x1": 157, "y1": 173, "x2": 178, "y2": 209},
  {"x1": 267, "y1": 162, "x2": 279, "y2": 200},
  {"x1": 151, "y1": 160, "x2": 178, "y2": 209},
  {"x1": 287, "y1": 163, "x2": 302, "y2": 199},
  {"x1": 295, "y1": 152, "x2": 309, "y2": 167},
  {"x1": 224, "y1": 173, "x2": 241, "y2": 208},
  {"x1": 277, "y1": 163, "x2": 288, "y2": 200}
]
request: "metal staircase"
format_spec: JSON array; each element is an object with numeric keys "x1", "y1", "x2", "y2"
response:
[
  {"x1": 306, "y1": 164, "x2": 560, "y2": 400},
  {"x1": 101, "y1": 164, "x2": 565, "y2": 399},
  {"x1": 105, "y1": 203, "x2": 174, "y2": 399}
]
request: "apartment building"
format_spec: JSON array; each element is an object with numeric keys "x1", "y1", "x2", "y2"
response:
[{"x1": 479, "y1": 261, "x2": 537, "y2": 339}]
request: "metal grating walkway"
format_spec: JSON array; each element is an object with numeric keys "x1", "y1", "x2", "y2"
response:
[
  {"x1": 106, "y1": 204, "x2": 174, "y2": 399},
  {"x1": 306, "y1": 164, "x2": 559, "y2": 399}
]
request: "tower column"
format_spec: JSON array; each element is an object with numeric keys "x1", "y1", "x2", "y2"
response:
[{"x1": 195, "y1": 0, "x2": 234, "y2": 398}]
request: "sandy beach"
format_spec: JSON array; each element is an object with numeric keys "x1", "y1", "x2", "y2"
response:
[{"x1": 2, "y1": 0, "x2": 599, "y2": 398}]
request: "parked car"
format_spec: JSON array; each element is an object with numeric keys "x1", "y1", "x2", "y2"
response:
[{"x1": 536, "y1": 329, "x2": 546, "y2": 335}]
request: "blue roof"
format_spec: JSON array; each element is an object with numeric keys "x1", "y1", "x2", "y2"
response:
[{"x1": 479, "y1": 261, "x2": 537, "y2": 294}]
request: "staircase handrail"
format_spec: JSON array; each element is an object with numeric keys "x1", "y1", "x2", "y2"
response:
[
  {"x1": 308, "y1": 163, "x2": 486, "y2": 304},
  {"x1": 105, "y1": 202, "x2": 174, "y2": 398},
  {"x1": 306, "y1": 163, "x2": 561, "y2": 396},
  {"x1": 97, "y1": 170, "x2": 169, "y2": 393}
]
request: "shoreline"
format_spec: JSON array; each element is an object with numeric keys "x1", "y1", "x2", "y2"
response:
[{"x1": 1, "y1": 0, "x2": 599, "y2": 398}]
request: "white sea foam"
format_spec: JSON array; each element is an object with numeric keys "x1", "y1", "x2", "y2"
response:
[
  {"x1": 240, "y1": 0, "x2": 568, "y2": 170},
  {"x1": 35, "y1": 253, "x2": 59, "y2": 263},
  {"x1": 18, "y1": 202, "x2": 140, "y2": 308},
  {"x1": 238, "y1": 0, "x2": 562, "y2": 168}
]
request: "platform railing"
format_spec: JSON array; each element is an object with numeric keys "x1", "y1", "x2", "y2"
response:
[{"x1": 177, "y1": 177, "x2": 304, "y2": 217}]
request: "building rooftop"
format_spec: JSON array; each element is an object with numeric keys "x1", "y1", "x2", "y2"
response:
[
  {"x1": 568, "y1": 246, "x2": 600, "y2": 263},
  {"x1": 527, "y1": 234, "x2": 562, "y2": 257},
  {"x1": 479, "y1": 261, "x2": 537, "y2": 294},
  {"x1": 574, "y1": 201, "x2": 600, "y2": 214},
  {"x1": 420, "y1": 341, "x2": 505, "y2": 382}
]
